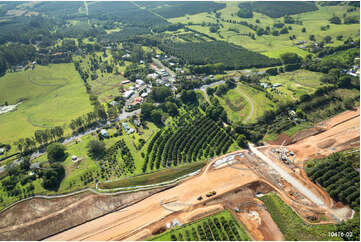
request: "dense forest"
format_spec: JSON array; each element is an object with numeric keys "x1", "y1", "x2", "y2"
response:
[
  {"x1": 139, "y1": 1, "x2": 226, "y2": 18},
  {"x1": 159, "y1": 41, "x2": 280, "y2": 70},
  {"x1": 238, "y1": 1, "x2": 318, "y2": 18}
]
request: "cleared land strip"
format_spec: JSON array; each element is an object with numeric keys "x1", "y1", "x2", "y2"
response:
[{"x1": 249, "y1": 144, "x2": 325, "y2": 208}]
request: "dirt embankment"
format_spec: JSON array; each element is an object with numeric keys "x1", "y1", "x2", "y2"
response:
[
  {"x1": 288, "y1": 108, "x2": 360, "y2": 161},
  {"x1": 0, "y1": 187, "x2": 170, "y2": 241},
  {"x1": 268, "y1": 107, "x2": 360, "y2": 146}
]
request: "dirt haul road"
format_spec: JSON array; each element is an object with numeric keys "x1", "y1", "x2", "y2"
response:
[{"x1": 47, "y1": 152, "x2": 260, "y2": 241}]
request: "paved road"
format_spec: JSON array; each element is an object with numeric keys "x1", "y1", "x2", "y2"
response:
[
  {"x1": 195, "y1": 80, "x2": 225, "y2": 91},
  {"x1": 249, "y1": 144, "x2": 325, "y2": 208}
]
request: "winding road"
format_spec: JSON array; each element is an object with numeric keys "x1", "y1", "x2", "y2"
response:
[{"x1": 237, "y1": 84, "x2": 255, "y2": 123}]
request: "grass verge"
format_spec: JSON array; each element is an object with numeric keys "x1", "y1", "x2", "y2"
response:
[
  {"x1": 259, "y1": 192, "x2": 341, "y2": 241},
  {"x1": 98, "y1": 161, "x2": 206, "y2": 189}
]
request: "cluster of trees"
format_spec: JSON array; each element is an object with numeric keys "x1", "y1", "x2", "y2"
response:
[
  {"x1": 87, "y1": 140, "x2": 106, "y2": 160},
  {"x1": 41, "y1": 163, "x2": 65, "y2": 191},
  {"x1": 168, "y1": 215, "x2": 249, "y2": 241},
  {"x1": 143, "y1": 115, "x2": 233, "y2": 172},
  {"x1": 88, "y1": 1, "x2": 167, "y2": 26},
  {"x1": 316, "y1": 39, "x2": 359, "y2": 58},
  {"x1": 207, "y1": 79, "x2": 236, "y2": 97},
  {"x1": 0, "y1": 43, "x2": 36, "y2": 76},
  {"x1": 307, "y1": 152, "x2": 360, "y2": 209},
  {"x1": 46, "y1": 142, "x2": 66, "y2": 163},
  {"x1": 153, "y1": 23, "x2": 185, "y2": 33},
  {"x1": 142, "y1": 1, "x2": 225, "y2": 19},
  {"x1": 160, "y1": 41, "x2": 280, "y2": 72},
  {"x1": 69, "y1": 95, "x2": 124, "y2": 135},
  {"x1": 141, "y1": 88, "x2": 198, "y2": 125},
  {"x1": 237, "y1": 7, "x2": 253, "y2": 18},
  {"x1": 149, "y1": 86, "x2": 172, "y2": 103},
  {"x1": 124, "y1": 63, "x2": 148, "y2": 81},
  {"x1": 13, "y1": 126, "x2": 64, "y2": 154},
  {"x1": 202, "y1": 96, "x2": 229, "y2": 123},
  {"x1": 238, "y1": 1, "x2": 317, "y2": 18},
  {"x1": 1, "y1": 156, "x2": 35, "y2": 198},
  {"x1": 280, "y1": 52, "x2": 303, "y2": 71},
  {"x1": 305, "y1": 47, "x2": 359, "y2": 75},
  {"x1": 103, "y1": 139, "x2": 135, "y2": 175}
]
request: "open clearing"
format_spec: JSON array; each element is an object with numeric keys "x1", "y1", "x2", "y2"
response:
[
  {"x1": 261, "y1": 69, "x2": 326, "y2": 101},
  {"x1": 0, "y1": 64, "x2": 92, "y2": 144}
]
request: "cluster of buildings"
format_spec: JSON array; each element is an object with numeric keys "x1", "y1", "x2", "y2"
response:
[
  {"x1": 122, "y1": 79, "x2": 152, "y2": 110},
  {"x1": 343, "y1": 57, "x2": 360, "y2": 77},
  {"x1": 259, "y1": 82, "x2": 282, "y2": 89},
  {"x1": 271, "y1": 147, "x2": 295, "y2": 165},
  {"x1": 122, "y1": 122, "x2": 135, "y2": 134}
]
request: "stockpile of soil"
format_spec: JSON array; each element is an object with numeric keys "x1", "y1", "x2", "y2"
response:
[{"x1": 267, "y1": 133, "x2": 292, "y2": 145}]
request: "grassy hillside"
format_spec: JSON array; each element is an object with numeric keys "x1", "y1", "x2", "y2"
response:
[
  {"x1": 0, "y1": 64, "x2": 92, "y2": 144},
  {"x1": 261, "y1": 69, "x2": 326, "y2": 102},
  {"x1": 217, "y1": 83, "x2": 276, "y2": 124},
  {"x1": 169, "y1": 2, "x2": 360, "y2": 58}
]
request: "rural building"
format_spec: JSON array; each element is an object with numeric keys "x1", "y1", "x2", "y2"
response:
[
  {"x1": 132, "y1": 97, "x2": 143, "y2": 106},
  {"x1": 109, "y1": 100, "x2": 118, "y2": 106},
  {"x1": 122, "y1": 122, "x2": 134, "y2": 134},
  {"x1": 289, "y1": 110, "x2": 296, "y2": 118},
  {"x1": 72, "y1": 155, "x2": 77, "y2": 161},
  {"x1": 134, "y1": 120, "x2": 141, "y2": 127},
  {"x1": 100, "y1": 129, "x2": 109, "y2": 137},
  {"x1": 122, "y1": 53, "x2": 131, "y2": 59},
  {"x1": 0, "y1": 147, "x2": 4, "y2": 155},
  {"x1": 260, "y1": 82, "x2": 269, "y2": 88},
  {"x1": 136, "y1": 79, "x2": 145, "y2": 86},
  {"x1": 272, "y1": 83, "x2": 282, "y2": 88},
  {"x1": 122, "y1": 80, "x2": 131, "y2": 84},
  {"x1": 147, "y1": 73, "x2": 159, "y2": 79},
  {"x1": 123, "y1": 90, "x2": 134, "y2": 99}
]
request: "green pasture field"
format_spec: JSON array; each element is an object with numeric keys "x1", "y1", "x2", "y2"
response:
[
  {"x1": 150, "y1": 210, "x2": 251, "y2": 241},
  {"x1": 0, "y1": 64, "x2": 92, "y2": 145},
  {"x1": 218, "y1": 83, "x2": 276, "y2": 124},
  {"x1": 260, "y1": 192, "x2": 340, "y2": 241},
  {"x1": 98, "y1": 161, "x2": 205, "y2": 190},
  {"x1": 169, "y1": 2, "x2": 360, "y2": 58},
  {"x1": 263, "y1": 69, "x2": 326, "y2": 101}
]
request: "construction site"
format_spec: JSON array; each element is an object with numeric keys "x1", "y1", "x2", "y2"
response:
[{"x1": 0, "y1": 108, "x2": 359, "y2": 241}]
